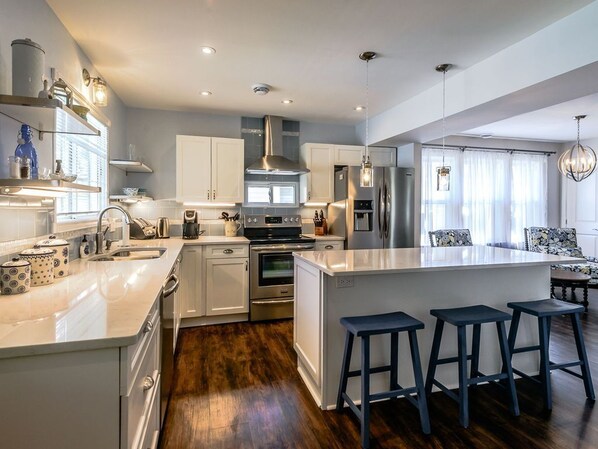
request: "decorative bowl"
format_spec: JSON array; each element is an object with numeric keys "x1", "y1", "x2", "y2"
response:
[
  {"x1": 123, "y1": 187, "x2": 139, "y2": 196},
  {"x1": 71, "y1": 105, "x2": 89, "y2": 120},
  {"x1": 62, "y1": 175, "x2": 77, "y2": 182}
]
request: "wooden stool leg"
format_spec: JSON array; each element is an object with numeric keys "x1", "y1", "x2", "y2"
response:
[
  {"x1": 361, "y1": 335, "x2": 371, "y2": 449},
  {"x1": 470, "y1": 323, "x2": 481, "y2": 380},
  {"x1": 390, "y1": 332, "x2": 399, "y2": 391},
  {"x1": 496, "y1": 321, "x2": 520, "y2": 416},
  {"x1": 336, "y1": 331, "x2": 354, "y2": 411},
  {"x1": 457, "y1": 325, "x2": 469, "y2": 428},
  {"x1": 570, "y1": 313, "x2": 595, "y2": 401},
  {"x1": 425, "y1": 319, "x2": 444, "y2": 396},
  {"x1": 551, "y1": 282, "x2": 555, "y2": 298},
  {"x1": 408, "y1": 330, "x2": 431, "y2": 435},
  {"x1": 583, "y1": 285, "x2": 589, "y2": 312},
  {"x1": 562, "y1": 283, "x2": 567, "y2": 302},
  {"x1": 538, "y1": 317, "x2": 552, "y2": 410}
]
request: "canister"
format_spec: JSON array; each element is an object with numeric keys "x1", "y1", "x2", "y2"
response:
[
  {"x1": 19, "y1": 246, "x2": 55, "y2": 286},
  {"x1": 0, "y1": 258, "x2": 31, "y2": 295},
  {"x1": 11, "y1": 38, "x2": 45, "y2": 97},
  {"x1": 36, "y1": 235, "x2": 70, "y2": 277}
]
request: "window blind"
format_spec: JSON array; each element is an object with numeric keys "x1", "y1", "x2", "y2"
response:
[{"x1": 55, "y1": 114, "x2": 108, "y2": 222}]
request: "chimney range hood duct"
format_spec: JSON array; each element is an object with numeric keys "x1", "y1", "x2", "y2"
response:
[{"x1": 245, "y1": 115, "x2": 309, "y2": 175}]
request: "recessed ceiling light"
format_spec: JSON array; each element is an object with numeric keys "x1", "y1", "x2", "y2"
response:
[
  {"x1": 281, "y1": 99, "x2": 293, "y2": 104},
  {"x1": 201, "y1": 46, "x2": 216, "y2": 55},
  {"x1": 354, "y1": 105, "x2": 365, "y2": 111},
  {"x1": 200, "y1": 91, "x2": 212, "y2": 96},
  {"x1": 480, "y1": 133, "x2": 493, "y2": 139}
]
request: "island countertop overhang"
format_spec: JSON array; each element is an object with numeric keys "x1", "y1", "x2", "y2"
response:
[{"x1": 293, "y1": 246, "x2": 584, "y2": 277}]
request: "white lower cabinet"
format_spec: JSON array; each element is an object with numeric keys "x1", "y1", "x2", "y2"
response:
[
  {"x1": 314, "y1": 240, "x2": 344, "y2": 251},
  {"x1": 204, "y1": 244, "x2": 249, "y2": 316},
  {"x1": 0, "y1": 296, "x2": 162, "y2": 449},
  {"x1": 179, "y1": 246, "x2": 204, "y2": 317},
  {"x1": 179, "y1": 243, "x2": 250, "y2": 322}
]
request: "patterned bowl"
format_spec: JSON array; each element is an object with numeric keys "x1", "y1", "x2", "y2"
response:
[{"x1": 123, "y1": 187, "x2": 139, "y2": 196}]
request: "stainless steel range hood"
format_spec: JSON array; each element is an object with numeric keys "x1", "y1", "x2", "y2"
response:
[{"x1": 245, "y1": 115, "x2": 309, "y2": 175}]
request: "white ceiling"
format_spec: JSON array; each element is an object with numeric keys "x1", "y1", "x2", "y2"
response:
[
  {"x1": 47, "y1": 0, "x2": 594, "y2": 136},
  {"x1": 462, "y1": 93, "x2": 598, "y2": 142}
]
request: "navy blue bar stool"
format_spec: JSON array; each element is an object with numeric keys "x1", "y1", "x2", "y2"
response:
[
  {"x1": 505, "y1": 298, "x2": 595, "y2": 410},
  {"x1": 336, "y1": 311, "x2": 431, "y2": 449},
  {"x1": 425, "y1": 305, "x2": 519, "y2": 428}
]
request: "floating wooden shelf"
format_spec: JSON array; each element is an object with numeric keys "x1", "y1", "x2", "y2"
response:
[
  {"x1": 0, "y1": 95, "x2": 100, "y2": 137},
  {"x1": 0, "y1": 178, "x2": 101, "y2": 194},
  {"x1": 109, "y1": 195, "x2": 153, "y2": 203},
  {"x1": 109, "y1": 160, "x2": 153, "y2": 173}
]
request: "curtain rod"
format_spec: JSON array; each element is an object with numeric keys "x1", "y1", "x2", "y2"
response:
[{"x1": 423, "y1": 143, "x2": 555, "y2": 156}]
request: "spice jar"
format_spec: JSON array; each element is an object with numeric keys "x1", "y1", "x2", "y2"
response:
[
  {"x1": 1, "y1": 258, "x2": 31, "y2": 295},
  {"x1": 20, "y1": 157, "x2": 31, "y2": 179},
  {"x1": 8, "y1": 156, "x2": 21, "y2": 179}
]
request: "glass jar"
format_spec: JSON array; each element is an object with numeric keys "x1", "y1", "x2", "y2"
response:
[{"x1": 8, "y1": 156, "x2": 21, "y2": 179}]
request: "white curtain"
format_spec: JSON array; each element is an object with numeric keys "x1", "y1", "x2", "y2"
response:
[{"x1": 421, "y1": 147, "x2": 547, "y2": 247}]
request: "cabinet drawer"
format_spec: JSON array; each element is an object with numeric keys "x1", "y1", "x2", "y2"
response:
[
  {"x1": 315, "y1": 241, "x2": 344, "y2": 251},
  {"x1": 120, "y1": 299, "x2": 160, "y2": 396},
  {"x1": 122, "y1": 326, "x2": 160, "y2": 449},
  {"x1": 204, "y1": 244, "x2": 249, "y2": 258},
  {"x1": 137, "y1": 376, "x2": 161, "y2": 449}
]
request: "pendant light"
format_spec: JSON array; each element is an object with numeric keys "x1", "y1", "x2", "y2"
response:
[
  {"x1": 436, "y1": 63, "x2": 452, "y2": 191},
  {"x1": 558, "y1": 115, "x2": 597, "y2": 182},
  {"x1": 359, "y1": 51, "x2": 376, "y2": 188}
]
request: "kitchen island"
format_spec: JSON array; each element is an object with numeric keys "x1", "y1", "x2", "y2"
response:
[{"x1": 293, "y1": 246, "x2": 583, "y2": 409}]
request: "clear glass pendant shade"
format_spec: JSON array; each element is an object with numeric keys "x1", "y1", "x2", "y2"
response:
[
  {"x1": 436, "y1": 166, "x2": 451, "y2": 191},
  {"x1": 360, "y1": 158, "x2": 373, "y2": 187}
]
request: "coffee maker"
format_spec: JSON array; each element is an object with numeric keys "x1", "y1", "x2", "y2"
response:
[{"x1": 182, "y1": 209, "x2": 199, "y2": 239}]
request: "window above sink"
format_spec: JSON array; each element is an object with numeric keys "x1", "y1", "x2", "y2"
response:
[{"x1": 244, "y1": 181, "x2": 298, "y2": 208}]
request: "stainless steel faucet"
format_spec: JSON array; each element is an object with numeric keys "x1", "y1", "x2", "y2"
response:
[{"x1": 95, "y1": 205, "x2": 133, "y2": 254}]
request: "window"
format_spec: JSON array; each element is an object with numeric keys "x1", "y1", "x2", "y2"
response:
[
  {"x1": 54, "y1": 114, "x2": 108, "y2": 222},
  {"x1": 245, "y1": 181, "x2": 298, "y2": 207},
  {"x1": 421, "y1": 147, "x2": 547, "y2": 248}
]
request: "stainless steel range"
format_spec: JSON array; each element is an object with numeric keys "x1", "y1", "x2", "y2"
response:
[{"x1": 245, "y1": 214, "x2": 315, "y2": 321}]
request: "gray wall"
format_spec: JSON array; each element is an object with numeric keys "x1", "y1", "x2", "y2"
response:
[
  {"x1": 126, "y1": 109, "x2": 360, "y2": 200},
  {"x1": 0, "y1": 0, "x2": 127, "y2": 243}
]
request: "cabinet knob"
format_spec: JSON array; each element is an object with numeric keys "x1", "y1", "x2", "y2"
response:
[
  {"x1": 324, "y1": 245, "x2": 334, "y2": 249},
  {"x1": 223, "y1": 249, "x2": 233, "y2": 254},
  {"x1": 143, "y1": 320, "x2": 153, "y2": 333},
  {"x1": 142, "y1": 375, "x2": 155, "y2": 391}
]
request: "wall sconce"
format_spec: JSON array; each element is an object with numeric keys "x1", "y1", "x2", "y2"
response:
[{"x1": 82, "y1": 68, "x2": 108, "y2": 107}]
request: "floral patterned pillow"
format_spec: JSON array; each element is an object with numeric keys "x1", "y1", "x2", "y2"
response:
[{"x1": 549, "y1": 228, "x2": 577, "y2": 249}]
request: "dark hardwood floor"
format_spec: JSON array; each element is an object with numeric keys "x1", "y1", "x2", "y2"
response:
[{"x1": 160, "y1": 289, "x2": 598, "y2": 449}]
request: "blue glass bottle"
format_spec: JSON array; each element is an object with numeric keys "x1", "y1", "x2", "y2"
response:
[{"x1": 15, "y1": 124, "x2": 38, "y2": 179}]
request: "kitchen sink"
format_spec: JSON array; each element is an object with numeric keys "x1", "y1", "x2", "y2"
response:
[{"x1": 88, "y1": 246, "x2": 167, "y2": 262}]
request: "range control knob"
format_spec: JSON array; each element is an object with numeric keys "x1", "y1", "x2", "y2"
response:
[
  {"x1": 295, "y1": 218, "x2": 300, "y2": 222},
  {"x1": 284, "y1": 218, "x2": 288, "y2": 223}
]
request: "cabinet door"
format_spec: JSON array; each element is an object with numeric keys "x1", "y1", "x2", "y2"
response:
[
  {"x1": 176, "y1": 135, "x2": 212, "y2": 202},
  {"x1": 370, "y1": 147, "x2": 397, "y2": 167},
  {"x1": 206, "y1": 258, "x2": 249, "y2": 315},
  {"x1": 179, "y1": 247, "x2": 204, "y2": 318},
  {"x1": 300, "y1": 143, "x2": 334, "y2": 203},
  {"x1": 211, "y1": 137, "x2": 245, "y2": 203},
  {"x1": 334, "y1": 145, "x2": 364, "y2": 166}
]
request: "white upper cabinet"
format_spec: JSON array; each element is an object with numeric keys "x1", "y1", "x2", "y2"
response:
[
  {"x1": 176, "y1": 135, "x2": 244, "y2": 203},
  {"x1": 300, "y1": 143, "x2": 334, "y2": 203},
  {"x1": 334, "y1": 145, "x2": 397, "y2": 167}
]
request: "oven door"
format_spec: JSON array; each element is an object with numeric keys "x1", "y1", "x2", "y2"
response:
[{"x1": 250, "y1": 243, "x2": 314, "y2": 300}]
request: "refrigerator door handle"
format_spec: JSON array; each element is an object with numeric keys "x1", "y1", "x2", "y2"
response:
[
  {"x1": 384, "y1": 183, "x2": 390, "y2": 239},
  {"x1": 377, "y1": 184, "x2": 384, "y2": 239}
]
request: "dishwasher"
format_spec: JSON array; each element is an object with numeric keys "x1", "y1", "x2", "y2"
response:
[{"x1": 160, "y1": 255, "x2": 181, "y2": 424}]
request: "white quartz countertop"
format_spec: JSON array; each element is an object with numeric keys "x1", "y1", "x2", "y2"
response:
[
  {"x1": 303, "y1": 234, "x2": 345, "y2": 241},
  {"x1": 0, "y1": 236, "x2": 249, "y2": 359},
  {"x1": 293, "y1": 245, "x2": 586, "y2": 276}
]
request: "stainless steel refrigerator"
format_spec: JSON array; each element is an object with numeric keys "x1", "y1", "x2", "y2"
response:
[{"x1": 328, "y1": 166, "x2": 414, "y2": 249}]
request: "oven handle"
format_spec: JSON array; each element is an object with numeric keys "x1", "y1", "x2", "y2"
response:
[
  {"x1": 251, "y1": 299, "x2": 295, "y2": 305},
  {"x1": 251, "y1": 245, "x2": 315, "y2": 253}
]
